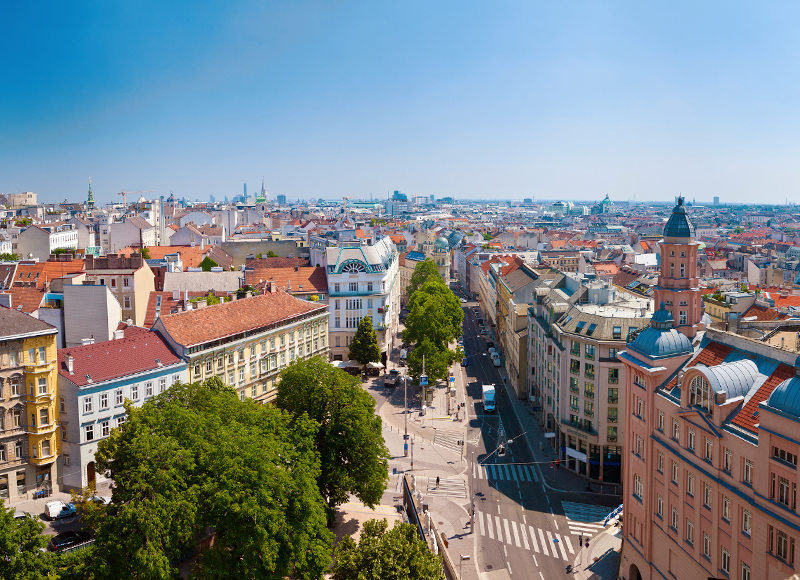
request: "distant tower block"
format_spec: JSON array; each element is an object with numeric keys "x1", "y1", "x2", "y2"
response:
[
  {"x1": 244, "y1": 183, "x2": 247, "y2": 198},
  {"x1": 713, "y1": 196, "x2": 720, "y2": 206}
]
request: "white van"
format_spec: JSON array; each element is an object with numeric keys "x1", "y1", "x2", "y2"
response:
[
  {"x1": 45, "y1": 501, "x2": 76, "y2": 520},
  {"x1": 491, "y1": 352, "x2": 501, "y2": 367}
]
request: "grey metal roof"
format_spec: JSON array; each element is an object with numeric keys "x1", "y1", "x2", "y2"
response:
[
  {"x1": 628, "y1": 326, "x2": 693, "y2": 359},
  {"x1": 768, "y1": 376, "x2": 800, "y2": 416},
  {"x1": 663, "y1": 197, "x2": 696, "y2": 239},
  {"x1": 694, "y1": 359, "x2": 759, "y2": 399}
]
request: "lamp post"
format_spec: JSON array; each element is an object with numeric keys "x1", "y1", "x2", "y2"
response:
[
  {"x1": 404, "y1": 374, "x2": 408, "y2": 457},
  {"x1": 470, "y1": 451, "x2": 475, "y2": 534}
]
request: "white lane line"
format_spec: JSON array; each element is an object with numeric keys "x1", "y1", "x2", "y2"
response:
[
  {"x1": 495, "y1": 516, "x2": 503, "y2": 543},
  {"x1": 521, "y1": 464, "x2": 531, "y2": 482},
  {"x1": 478, "y1": 510, "x2": 485, "y2": 536},
  {"x1": 553, "y1": 519, "x2": 558, "y2": 530},
  {"x1": 504, "y1": 518, "x2": 513, "y2": 545},
  {"x1": 498, "y1": 504, "x2": 501, "y2": 514},
  {"x1": 508, "y1": 562, "x2": 512, "y2": 575},
  {"x1": 564, "y1": 535, "x2": 575, "y2": 554},
  {"x1": 546, "y1": 496, "x2": 550, "y2": 504},
  {"x1": 520, "y1": 522, "x2": 530, "y2": 550},
  {"x1": 487, "y1": 513, "x2": 494, "y2": 539},
  {"x1": 510, "y1": 464, "x2": 518, "y2": 482},
  {"x1": 538, "y1": 528, "x2": 549, "y2": 556},
  {"x1": 519, "y1": 490, "x2": 522, "y2": 500},
  {"x1": 529, "y1": 526, "x2": 540, "y2": 553},
  {"x1": 523, "y1": 513, "x2": 527, "y2": 525},
  {"x1": 539, "y1": 573, "x2": 545, "y2": 580},
  {"x1": 504, "y1": 545, "x2": 507, "y2": 557},
  {"x1": 512, "y1": 520, "x2": 521, "y2": 547},
  {"x1": 556, "y1": 534, "x2": 568, "y2": 560},
  {"x1": 533, "y1": 554, "x2": 538, "y2": 566},
  {"x1": 549, "y1": 508, "x2": 554, "y2": 515}
]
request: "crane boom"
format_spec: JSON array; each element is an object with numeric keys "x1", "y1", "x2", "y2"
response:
[{"x1": 117, "y1": 189, "x2": 155, "y2": 207}]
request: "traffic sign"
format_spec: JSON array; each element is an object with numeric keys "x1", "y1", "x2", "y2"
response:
[{"x1": 420, "y1": 375, "x2": 428, "y2": 386}]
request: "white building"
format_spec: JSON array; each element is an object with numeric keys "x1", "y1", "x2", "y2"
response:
[
  {"x1": 323, "y1": 236, "x2": 399, "y2": 364},
  {"x1": 109, "y1": 216, "x2": 157, "y2": 253},
  {"x1": 15, "y1": 223, "x2": 79, "y2": 260}
]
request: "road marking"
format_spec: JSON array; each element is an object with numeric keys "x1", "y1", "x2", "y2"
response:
[
  {"x1": 540, "y1": 573, "x2": 545, "y2": 580},
  {"x1": 504, "y1": 518, "x2": 512, "y2": 545},
  {"x1": 487, "y1": 464, "x2": 496, "y2": 480},
  {"x1": 508, "y1": 562, "x2": 512, "y2": 575},
  {"x1": 495, "y1": 516, "x2": 503, "y2": 543},
  {"x1": 553, "y1": 519, "x2": 558, "y2": 530},
  {"x1": 487, "y1": 513, "x2": 494, "y2": 539},
  {"x1": 546, "y1": 496, "x2": 550, "y2": 504},
  {"x1": 504, "y1": 465, "x2": 512, "y2": 480},
  {"x1": 545, "y1": 531, "x2": 558, "y2": 559},
  {"x1": 498, "y1": 504, "x2": 501, "y2": 514},
  {"x1": 564, "y1": 535, "x2": 575, "y2": 554},
  {"x1": 531, "y1": 466, "x2": 539, "y2": 482},
  {"x1": 520, "y1": 464, "x2": 531, "y2": 482},
  {"x1": 478, "y1": 510, "x2": 485, "y2": 536},
  {"x1": 520, "y1": 522, "x2": 530, "y2": 550},
  {"x1": 511, "y1": 520, "x2": 521, "y2": 547},
  {"x1": 523, "y1": 513, "x2": 526, "y2": 524},
  {"x1": 538, "y1": 528, "x2": 548, "y2": 556},
  {"x1": 510, "y1": 464, "x2": 518, "y2": 481},
  {"x1": 519, "y1": 490, "x2": 522, "y2": 500},
  {"x1": 549, "y1": 508, "x2": 554, "y2": 515},
  {"x1": 557, "y1": 534, "x2": 568, "y2": 560},
  {"x1": 533, "y1": 554, "x2": 538, "y2": 566},
  {"x1": 504, "y1": 545, "x2": 507, "y2": 557},
  {"x1": 529, "y1": 525, "x2": 539, "y2": 552}
]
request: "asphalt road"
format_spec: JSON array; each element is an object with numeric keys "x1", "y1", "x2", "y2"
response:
[{"x1": 458, "y1": 293, "x2": 619, "y2": 580}]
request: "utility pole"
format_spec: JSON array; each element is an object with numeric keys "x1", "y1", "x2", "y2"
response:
[{"x1": 404, "y1": 374, "x2": 408, "y2": 457}]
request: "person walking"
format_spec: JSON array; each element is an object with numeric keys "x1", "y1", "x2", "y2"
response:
[{"x1": 436, "y1": 476, "x2": 440, "y2": 488}]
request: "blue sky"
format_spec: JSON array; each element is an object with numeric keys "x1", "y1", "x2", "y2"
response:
[{"x1": 2, "y1": 1, "x2": 799, "y2": 205}]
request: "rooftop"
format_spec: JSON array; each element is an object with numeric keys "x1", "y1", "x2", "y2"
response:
[{"x1": 0, "y1": 306, "x2": 58, "y2": 340}]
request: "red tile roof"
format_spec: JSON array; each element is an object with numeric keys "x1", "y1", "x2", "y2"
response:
[
  {"x1": 244, "y1": 257, "x2": 311, "y2": 269},
  {"x1": 663, "y1": 342, "x2": 733, "y2": 392},
  {"x1": 154, "y1": 290, "x2": 327, "y2": 347},
  {"x1": 244, "y1": 266, "x2": 327, "y2": 295},
  {"x1": 115, "y1": 245, "x2": 232, "y2": 269},
  {"x1": 7, "y1": 259, "x2": 85, "y2": 313},
  {"x1": 731, "y1": 364, "x2": 796, "y2": 433},
  {"x1": 143, "y1": 290, "x2": 222, "y2": 328},
  {"x1": 741, "y1": 304, "x2": 789, "y2": 322},
  {"x1": 57, "y1": 326, "x2": 183, "y2": 387}
]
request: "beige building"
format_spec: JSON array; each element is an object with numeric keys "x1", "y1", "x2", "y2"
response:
[
  {"x1": 83, "y1": 253, "x2": 156, "y2": 327},
  {"x1": 5, "y1": 192, "x2": 37, "y2": 206}
]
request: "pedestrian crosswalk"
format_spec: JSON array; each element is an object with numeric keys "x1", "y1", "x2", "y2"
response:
[
  {"x1": 472, "y1": 461, "x2": 539, "y2": 483},
  {"x1": 475, "y1": 509, "x2": 574, "y2": 560},
  {"x1": 561, "y1": 501, "x2": 612, "y2": 537},
  {"x1": 433, "y1": 428, "x2": 464, "y2": 454},
  {"x1": 425, "y1": 476, "x2": 467, "y2": 498}
]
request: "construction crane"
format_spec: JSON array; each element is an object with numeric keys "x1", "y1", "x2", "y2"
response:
[
  {"x1": 117, "y1": 189, "x2": 154, "y2": 208},
  {"x1": 343, "y1": 196, "x2": 353, "y2": 213}
]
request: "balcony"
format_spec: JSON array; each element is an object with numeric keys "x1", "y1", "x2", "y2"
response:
[
  {"x1": 608, "y1": 377, "x2": 619, "y2": 384},
  {"x1": 585, "y1": 372, "x2": 595, "y2": 380},
  {"x1": 570, "y1": 348, "x2": 580, "y2": 357},
  {"x1": 607, "y1": 417, "x2": 618, "y2": 423},
  {"x1": 608, "y1": 397, "x2": 618, "y2": 404},
  {"x1": 584, "y1": 390, "x2": 594, "y2": 399},
  {"x1": 570, "y1": 385, "x2": 579, "y2": 394},
  {"x1": 608, "y1": 436, "x2": 617, "y2": 443}
]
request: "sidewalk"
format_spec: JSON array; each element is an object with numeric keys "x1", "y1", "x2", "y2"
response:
[{"x1": 571, "y1": 526, "x2": 623, "y2": 580}]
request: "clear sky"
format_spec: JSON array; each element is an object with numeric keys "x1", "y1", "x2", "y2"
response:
[{"x1": 2, "y1": 1, "x2": 799, "y2": 205}]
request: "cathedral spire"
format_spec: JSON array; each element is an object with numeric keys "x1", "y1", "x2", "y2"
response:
[{"x1": 87, "y1": 177, "x2": 95, "y2": 211}]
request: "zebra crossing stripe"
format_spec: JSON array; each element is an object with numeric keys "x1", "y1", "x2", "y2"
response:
[
  {"x1": 564, "y1": 535, "x2": 574, "y2": 554},
  {"x1": 510, "y1": 464, "x2": 518, "y2": 482},
  {"x1": 530, "y1": 465, "x2": 539, "y2": 482},
  {"x1": 512, "y1": 520, "x2": 521, "y2": 547},
  {"x1": 538, "y1": 528, "x2": 548, "y2": 556},
  {"x1": 520, "y1": 522, "x2": 530, "y2": 550},
  {"x1": 555, "y1": 534, "x2": 568, "y2": 560},
  {"x1": 486, "y1": 513, "x2": 494, "y2": 539},
  {"x1": 504, "y1": 519, "x2": 512, "y2": 546},
  {"x1": 495, "y1": 516, "x2": 503, "y2": 543},
  {"x1": 520, "y1": 464, "x2": 530, "y2": 482},
  {"x1": 529, "y1": 525, "x2": 540, "y2": 553},
  {"x1": 504, "y1": 465, "x2": 512, "y2": 480},
  {"x1": 478, "y1": 510, "x2": 485, "y2": 536}
]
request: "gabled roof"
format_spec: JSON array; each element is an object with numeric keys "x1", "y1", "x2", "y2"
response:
[
  {"x1": 6, "y1": 259, "x2": 86, "y2": 313},
  {"x1": 0, "y1": 306, "x2": 58, "y2": 339},
  {"x1": 244, "y1": 266, "x2": 327, "y2": 294},
  {"x1": 155, "y1": 290, "x2": 327, "y2": 347},
  {"x1": 57, "y1": 326, "x2": 183, "y2": 387},
  {"x1": 741, "y1": 303, "x2": 789, "y2": 322},
  {"x1": 245, "y1": 257, "x2": 311, "y2": 269}
]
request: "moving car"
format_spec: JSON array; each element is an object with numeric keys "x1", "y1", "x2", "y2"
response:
[
  {"x1": 48, "y1": 531, "x2": 91, "y2": 552},
  {"x1": 385, "y1": 369, "x2": 401, "y2": 387},
  {"x1": 482, "y1": 384, "x2": 496, "y2": 413},
  {"x1": 13, "y1": 510, "x2": 32, "y2": 520},
  {"x1": 460, "y1": 298, "x2": 467, "y2": 303},
  {"x1": 45, "y1": 501, "x2": 77, "y2": 520},
  {"x1": 480, "y1": 329, "x2": 487, "y2": 335}
]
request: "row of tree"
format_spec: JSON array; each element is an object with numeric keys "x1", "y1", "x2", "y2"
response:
[
  {"x1": 403, "y1": 260, "x2": 464, "y2": 383},
  {"x1": 0, "y1": 357, "x2": 443, "y2": 579}
]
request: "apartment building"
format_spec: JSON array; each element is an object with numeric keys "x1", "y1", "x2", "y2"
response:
[
  {"x1": 15, "y1": 223, "x2": 79, "y2": 260},
  {"x1": 83, "y1": 253, "x2": 156, "y2": 327},
  {"x1": 0, "y1": 307, "x2": 59, "y2": 502},
  {"x1": 323, "y1": 236, "x2": 399, "y2": 364},
  {"x1": 152, "y1": 285, "x2": 329, "y2": 403},
  {"x1": 57, "y1": 326, "x2": 186, "y2": 491}
]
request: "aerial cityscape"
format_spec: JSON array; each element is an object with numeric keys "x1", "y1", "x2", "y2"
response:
[{"x1": 3, "y1": 3, "x2": 800, "y2": 580}]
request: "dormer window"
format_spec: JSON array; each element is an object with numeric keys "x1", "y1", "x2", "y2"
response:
[{"x1": 689, "y1": 375, "x2": 712, "y2": 412}]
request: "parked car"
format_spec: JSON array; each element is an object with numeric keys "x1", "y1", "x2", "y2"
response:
[
  {"x1": 486, "y1": 341, "x2": 495, "y2": 350},
  {"x1": 492, "y1": 357, "x2": 502, "y2": 367},
  {"x1": 489, "y1": 347, "x2": 497, "y2": 356},
  {"x1": 45, "y1": 501, "x2": 77, "y2": 520},
  {"x1": 13, "y1": 510, "x2": 32, "y2": 521},
  {"x1": 90, "y1": 496, "x2": 111, "y2": 506},
  {"x1": 480, "y1": 329, "x2": 487, "y2": 335},
  {"x1": 461, "y1": 358, "x2": 469, "y2": 367},
  {"x1": 460, "y1": 298, "x2": 467, "y2": 303},
  {"x1": 48, "y1": 531, "x2": 91, "y2": 552}
]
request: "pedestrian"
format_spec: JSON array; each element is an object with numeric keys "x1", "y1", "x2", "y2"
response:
[
  {"x1": 579, "y1": 535, "x2": 583, "y2": 546},
  {"x1": 436, "y1": 476, "x2": 440, "y2": 488}
]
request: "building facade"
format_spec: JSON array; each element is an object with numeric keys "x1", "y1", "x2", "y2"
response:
[
  {"x1": 83, "y1": 253, "x2": 156, "y2": 327},
  {"x1": 152, "y1": 286, "x2": 329, "y2": 404},
  {"x1": 0, "y1": 308, "x2": 59, "y2": 502}
]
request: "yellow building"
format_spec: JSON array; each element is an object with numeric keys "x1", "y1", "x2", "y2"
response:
[{"x1": 0, "y1": 308, "x2": 59, "y2": 502}]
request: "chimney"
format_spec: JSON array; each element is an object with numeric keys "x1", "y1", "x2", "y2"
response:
[
  {"x1": 113, "y1": 329, "x2": 125, "y2": 340},
  {"x1": 172, "y1": 290, "x2": 180, "y2": 300},
  {"x1": 85, "y1": 255, "x2": 94, "y2": 270},
  {"x1": 66, "y1": 354, "x2": 74, "y2": 374},
  {"x1": 81, "y1": 337, "x2": 95, "y2": 346},
  {"x1": 196, "y1": 299, "x2": 207, "y2": 309},
  {"x1": 126, "y1": 318, "x2": 133, "y2": 326}
]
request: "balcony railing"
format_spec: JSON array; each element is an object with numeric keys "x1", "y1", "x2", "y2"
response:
[
  {"x1": 570, "y1": 367, "x2": 580, "y2": 375},
  {"x1": 585, "y1": 372, "x2": 595, "y2": 380},
  {"x1": 608, "y1": 397, "x2": 618, "y2": 404},
  {"x1": 584, "y1": 411, "x2": 594, "y2": 418},
  {"x1": 570, "y1": 348, "x2": 580, "y2": 356},
  {"x1": 608, "y1": 436, "x2": 617, "y2": 442},
  {"x1": 608, "y1": 377, "x2": 619, "y2": 384},
  {"x1": 608, "y1": 417, "x2": 618, "y2": 423},
  {"x1": 584, "y1": 391, "x2": 594, "y2": 399},
  {"x1": 570, "y1": 385, "x2": 579, "y2": 394}
]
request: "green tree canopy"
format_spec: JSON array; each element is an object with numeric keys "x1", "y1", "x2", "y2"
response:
[
  {"x1": 407, "y1": 259, "x2": 442, "y2": 297},
  {"x1": 91, "y1": 378, "x2": 332, "y2": 580},
  {"x1": 0, "y1": 253, "x2": 19, "y2": 261},
  {"x1": 332, "y1": 519, "x2": 444, "y2": 580},
  {"x1": 266, "y1": 250, "x2": 278, "y2": 258},
  {"x1": 348, "y1": 315, "x2": 381, "y2": 365},
  {"x1": 199, "y1": 256, "x2": 219, "y2": 271},
  {"x1": 138, "y1": 247, "x2": 151, "y2": 259},
  {"x1": 403, "y1": 278, "x2": 463, "y2": 351},
  {"x1": 406, "y1": 338, "x2": 458, "y2": 384},
  {"x1": 482, "y1": 232, "x2": 492, "y2": 240},
  {"x1": 277, "y1": 357, "x2": 389, "y2": 525},
  {"x1": 0, "y1": 505, "x2": 54, "y2": 580}
]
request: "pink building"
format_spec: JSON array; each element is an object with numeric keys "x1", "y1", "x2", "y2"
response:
[{"x1": 620, "y1": 198, "x2": 800, "y2": 580}]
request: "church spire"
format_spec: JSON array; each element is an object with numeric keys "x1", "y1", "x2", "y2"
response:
[{"x1": 87, "y1": 177, "x2": 95, "y2": 211}]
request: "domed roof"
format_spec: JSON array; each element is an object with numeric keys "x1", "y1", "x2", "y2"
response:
[
  {"x1": 694, "y1": 359, "x2": 759, "y2": 400},
  {"x1": 628, "y1": 302, "x2": 693, "y2": 359},
  {"x1": 768, "y1": 376, "x2": 800, "y2": 415},
  {"x1": 434, "y1": 237, "x2": 449, "y2": 250},
  {"x1": 663, "y1": 196, "x2": 696, "y2": 239}
]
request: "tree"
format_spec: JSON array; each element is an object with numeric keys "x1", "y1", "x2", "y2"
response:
[
  {"x1": 277, "y1": 357, "x2": 390, "y2": 526},
  {"x1": 0, "y1": 504, "x2": 54, "y2": 579},
  {"x1": 348, "y1": 316, "x2": 381, "y2": 365},
  {"x1": 407, "y1": 259, "x2": 442, "y2": 297},
  {"x1": 403, "y1": 278, "x2": 463, "y2": 351},
  {"x1": 406, "y1": 338, "x2": 458, "y2": 384},
  {"x1": 91, "y1": 378, "x2": 333, "y2": 580},
  {"x1": 482, "y1": 232, "x2": 492, "y2": 241},
  {"x1": 0, "y1": 253, "x2": 19, "y2": 261},
  {"x1": 266, "y1": 250, "x2": 278, "y2": 258},
  {"x1": 332, "y1": 519, "x2": 444, "y2": 580},
  {"x1": 199, "y1": 256, "x2": 219, "y2": 271},
  {"x1": 139, "y1": 247, "x2": 151, "y2": 259}
]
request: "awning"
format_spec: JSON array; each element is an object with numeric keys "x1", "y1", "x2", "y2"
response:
[
  {"x1": 544, "y1": 432, "x2": 557, "y2": 439},
  {"x1": 565, "y1": 447, "x2": 588, "y2": 462},
  {"x1": 367, "y1": 361, "x2": 385, "y2": 369}
]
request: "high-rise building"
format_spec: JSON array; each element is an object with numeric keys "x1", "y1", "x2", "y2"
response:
[
  {"x1": 209, "y1": 194, "x2": 215, "y2": 203},
  {"x1": 276, "y1": 195, "x2": 287, "y2": 205},
  {"x1": 714, "y1": 196, "x2": 720, "y2": 205},
  {"x1": 243, "y1": 184, "x2": 247, "y2": 198}
]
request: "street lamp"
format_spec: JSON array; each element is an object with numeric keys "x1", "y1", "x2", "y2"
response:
[{"x1": 404, "y1": 374, "x2": 408, "y2": 457}]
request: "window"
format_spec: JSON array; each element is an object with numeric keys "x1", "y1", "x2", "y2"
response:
[
  {"x1": 570, "y1": 360, "x2": 580, "y2": 374},
  {"x1": 686, "y1": 519, "x2": 694, "y2": 543},
  {"x1": 635, "y1": 436, "x2": 642, "y2": 456},
  {"x1": 28, "y1": 348, "x2": 35, "y2": 363},
  {"x1": 159, "y1": 378, "x2": 166, "y2": 392},
  {"x1": 634, "y1": 373, "x2": 646, "y2": 388},
  {"x1": 99, "y1": 393, "x2": 108, "y2": 409},
  {"x1": 723, "y1": 448, "x2": 732, "y2": 472},
  {"x1": 63, "y1": 454, "x2": 70, "y2": 466},
  {"x1": 741, "y1": 562, "x2": 750, "y2": 580},
  {"x1": 687, "y1": 472, "x2": 695, "y2": 495},
  {"x1": 689, "y1": 375, "x2": 712, "y2": 412},
  {"x1": 704, "y1": 484, "x2": 712, "y2": 507},
  {"x1": 12, "y1": 410, "x2": 20, "y2": 428},
  {"x1": 774, "y1": 446, "x2": 798, "y2": 466},
  {"x1": 570, "y1": 395, "x2": 578, "y2": 410},
  {"x1": 110, "y1": 278, "x2": 116, "y2": 288},
  {"x1": 608, "y1": 388, "x2": 618, "y2": 403},
  {"x1": 571, "y1": 340, "x2": 580, "y2": 355},
  {"x1": 123, "y1": 277, "x2": 130, "y2": 287},
  {"x1": 608, "y1": 368, "x2": 618, "y2": 384},
  {"x1": 657, "y1": 411, "x2": 664, "y2": 431},
  {"x1": 744, "y1": 460, "x2": 753, "y2": 484},
  {"x1": 671, "y1": 506, "x2": 678, "y2": 529},
  {"x1": 612, "y1": 326, "x2": 622, "y2": 339},
  {"x1": 705, "y1": 439, "x2": 713, "y2": 461},
  {"x1": 39, "y1": 408, "x2": 48, "y2": 426},
  {"x1": 585, "y1": 382, "x2": 594, "y2": 398},
  {"x1": 608, "y1": 347, "x2": 618, "y2": 359},
  {"x1": 9, "y1": 352, "x2": 17, "y2": 366},
  {"x1": 0, "y1": 445, "x2": 5, "y2": 462},
  {"x1": 115, "y1": 389, "x2": 123, "y2": 406},
  {"x1": 608, "y1": 407, "x2": 618, "y2": 423},
  {"x1": 680, "y1": 263, "x2": 685, "y2": 278},
  {"x1": 636, "y1": 397, "x2": 643, "y2": 418},
  {"x1": 15, "y1": 441, "x2": 22, "y2": 458},
  {"x1": 672, "y1": 461, "x2": 679, "y2": 483},
  {"x1": 194, "y1": 364, "x2": 201, "y2": 377},
  {"x1": 688, "y1": 429, "x2": 695, "y2": 451},
  {"x1": 251, "y1": 385, "x2": 257, "y2": 398},
  {"x1": 131, "y1": 384, "x2": 139, "y2": 400},
  {"x1": 85, "y1": 424, "x2": 94, "y2": 442},
  {"x1": 585, "y1": 344, "x2": 595, "y2": 359},
  {"x1": 658, "y1": 451, "x2": 664, "y2": 472},
  {"x1": 239, "y1": 368, "x2": 245, "y2": 383},
  {"x1": 607, "y1": 426, "x2": 617, "y2": 441},
  {"x1": 228, "y1": 370, "x2": 234, "y2": 385},
  {"x1": 83, "y1": 396, "x2": 93, "y2": 414},
  {"x1": 672, "y1": 419, "x2": 680, "y2": 440},
  {"x1": 670, "y1": 263, "x2": 675, "y2": 277},
  {"x1": 679, "y1": 311, "x2": 687, "y2": 325},
  {"x1": 146, "y1": 382, "x2": 153, "y2": 397},
  {"x1": 39, "y1": 346, "x2": 46, "y2": 362},
  {"x1": 37, "y1": 377, "x2": 47, "y2": 395},
  {"x1": 101, "y1": 420, "x2": 110, "y2": 437},
  {"x1": 10, "y1": 377, "x2": 20, "y2": 396},
  {"x1": 634, "y1": 474, "x2": 643, "y2": 499},
  {"x1": 742, "y1": 509, "x2": 751, "y2": 534},
  {"x1": 41, "y1": 440, "x2": 50, "y2": 457},
  {"x1": 123, "y1": 296, "x2": 131, "y2": 309},
  {"x1": 722, "y1": 496, "x2": 730, "y2": 520},
  {"x1": 776, "y1": 529, "x2": 792, "y2": 562},
  {"x1": 657, "y1": 494, "x2": 663, "y2": 517},
  {"x1": 585, "y1": 363, "x2": 594, "y2": 379},
  {"x1": 703, "y1": 533, "x2": 711, "y2": 558},
  {"x1": 584, "y1": 401, "x2": 594, "y2": 417}
]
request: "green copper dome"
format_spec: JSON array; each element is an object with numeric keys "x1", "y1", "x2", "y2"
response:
[{"x1": 663, "y1": 196, "x2": 696, "y2": 239}]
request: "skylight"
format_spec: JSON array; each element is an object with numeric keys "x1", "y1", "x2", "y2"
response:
[
  {"x1": 586, "y1": 323, "x2": 598, "y2": 336},
  {"x1": 575, "y1": 321, "x2": 587, "y2": 332}
]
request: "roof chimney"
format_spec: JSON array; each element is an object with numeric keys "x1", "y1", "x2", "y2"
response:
[
  {"x1": 114, "y1": 329, "x2": 125, "y2": 340},
  {"x1": 66, "y1": 354, "x2": 74, "y2": 374},
  {"x1": 126, "y1": 318, "x2": 133, "y2": 326}
]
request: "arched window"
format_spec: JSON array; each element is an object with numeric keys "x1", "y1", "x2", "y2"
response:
[
  {"x1": 341, "y1": 261, "x2": 366, "y2": 274},
  {"x1": 689, "y1": 375, "x2": 712, "y2": 412}
]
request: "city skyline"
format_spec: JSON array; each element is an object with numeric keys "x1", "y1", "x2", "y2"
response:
[{"x1": 3, "y1": 2, "x2": 800, "y2": 204}]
